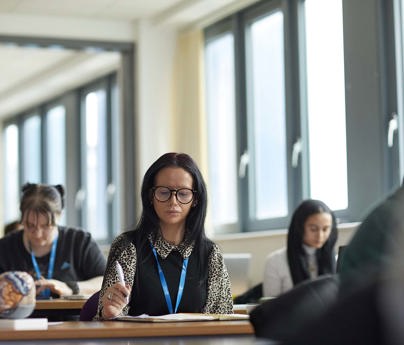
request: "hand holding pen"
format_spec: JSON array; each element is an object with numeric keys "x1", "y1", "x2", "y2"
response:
[
  {"x1": 102, "y1": 260, "x2": 131, "y2": 319},
  {"x1": 114, "y1": 260, "x2": 130, "y2": 303},
  {"x1": 115, "y1": 260, "x2": 129, "y2": 304}
]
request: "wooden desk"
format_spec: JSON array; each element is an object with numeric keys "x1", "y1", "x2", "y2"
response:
[
  {"x1": 0, "y1": 320, "x2": 254, "y2": 341},
  {"x1": 35, "y1": 298, "x2": 87, "y2": 310},
  {"x1": 233, "y1": 304, "x2": 258, "y2": 314},
  {"x1": 33, "y1": 301, "x2": 251, "y2": 320},
  {"x1": 36, "y1": 301, "x2": 246, "y2": 312},
  {"x1": 32, "y1": 298, "x2": 87, "y2": 321}
]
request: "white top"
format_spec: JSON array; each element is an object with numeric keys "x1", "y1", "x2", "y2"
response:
[
  {"x1": 263, "y1": 247, "x2": 293, "y2": 297},
  {"x1": 302, "y1": 244, "x2": 318, "y2": 279},
  {"x1": 263, "y1": 246, "x2": 319, "y2": 297}
]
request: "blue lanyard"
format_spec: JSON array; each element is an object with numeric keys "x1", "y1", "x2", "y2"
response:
[
  {"x1": 151, "y1": 244, "x2": 189, "y2": 314},
  {"x1": 31, "y1": 235, "x2": 58, "y2": 298}
]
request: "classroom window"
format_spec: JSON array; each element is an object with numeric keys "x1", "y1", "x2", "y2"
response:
[
  {"x1": 394, "y1": 0, "x2": 404, "y2": 181},
  {"x1": 304, "y1": 0, "x2": 348, "y2": 210},
  {"x1": 2, "y1": 124, "x2": 20, "y2": 223},
  {"x1": 45, "y1": 104, "x2": 66, "y2": 186},
  {"x1": 205, "y1": 30, "x2": 239, "y2": 232},
  {"x1": 204, "y1": 0, "x2": 348, "y2": 233},
  {"x1": 21, "y1": 114, "x2": 42, "y2": 184},
  {"x1": 245, "y1": 9, "x2": 288, "y2": 220},
  {"x1": 81, "y1": 88, "x2": 108, "y2": 241},
  {"x1": 1, "y1": 74, "x2": 120, "y2": 243}
]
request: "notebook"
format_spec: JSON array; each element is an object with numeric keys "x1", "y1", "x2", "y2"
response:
[{"x1": 223, "y1": 253, "x2": 252, "y2": 296}]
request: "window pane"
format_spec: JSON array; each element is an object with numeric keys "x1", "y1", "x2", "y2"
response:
[
  {"x1": 246, "y1": 11, "x2": 288, "y2": 219},
  {"x1": 46, "y1": 105, "x2": 66, "y2": 185},
  {"x1": 398, "y1": 1, "x2": 404, "y2": 180},
  {"x1": 84, "y1": 90, "x2": 107, "y2": 240},
  {"x1": 205, "y1": 32, "x2": 239, "y2": 229},
  {"x1": 22, "y1": 115, "x2": 41, "y2": 183},
  {"x1": 305, "y1": 0, "x2": 348, "y2": 210},
  {"x1": 111, "y1": 81, "x2": 121, "y2": 234},
  {"x1": 3, "y1": 124, "x2": 20, "y2": 223}
]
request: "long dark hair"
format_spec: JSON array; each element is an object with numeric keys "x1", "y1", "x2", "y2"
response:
[
  {"x1": 132, "y1": 152, "x2": 212, "y2": 276},
  {"x1": 287, "y1": 199, "x2": 338, "y2": 285}
]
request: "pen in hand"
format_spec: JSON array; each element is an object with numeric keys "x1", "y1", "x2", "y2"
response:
[
  {"x1": 115, "y1": 260, "x2": 125, "y2": 285},
  {"x1": 115, "y1": 260, "x2": 128, "y2": 304}
]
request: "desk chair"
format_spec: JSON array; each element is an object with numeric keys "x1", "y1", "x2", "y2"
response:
[
  {"x1": 233, "y1": 283, "x2": 263, "y2": 304},
  {"x1": 249, "y1": 274, "x2": 339, "y2": 342},
  {"x1": 284, "y1": 276, "x2": 385, "y2": 345},
  {"x1": 336, "y1": 245, "x2": 347, "y2": 273},
  {"x1": 79, "y1": 291, "x2": 100, "y2": 321}
]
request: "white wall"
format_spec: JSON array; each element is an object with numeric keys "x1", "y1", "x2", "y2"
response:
[
  {"x1": 0, "y1": 13, "x2": 134, "y2": 42},
  {"x1": 136, "y1": 19, "x2": 179, "y2": 175},
  {"x1": 135, "y1": 22, "x2": 207, "y2": 172}
]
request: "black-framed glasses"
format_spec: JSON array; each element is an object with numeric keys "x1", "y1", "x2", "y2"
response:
[{"x1": 152, "y1": 186, "x2": 196, "y2": 204}]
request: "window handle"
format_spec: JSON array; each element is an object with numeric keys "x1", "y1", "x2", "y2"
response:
[
  {"x1": 238, "y1": 150, "x2": 249, "y2": 178},
  {"x1": 388, "y1": 113, "x2": 398, "y2": 148},
  {"x1": 291, "y1": 137, "x2": 302, "y2": 168},
  {"x1": 106, "y1": 183, "x2": 116, "y2": 203},
  {"x1": 74, "y1": 189, "x2": 86, "y2": 210}
]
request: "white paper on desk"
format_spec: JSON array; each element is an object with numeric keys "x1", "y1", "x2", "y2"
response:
[
  {"x1": 0, "y1": 318, "x2": 48, "y2": 330},
  {"x1": 116, "y1": 313, "x2": 249, "y2": 322},
  {"x1": 117, "y1": 313, "x2": 216, "y2": 322},
  {"x1": 61, "y1": 294, "x2": 91, "y2": 300}
]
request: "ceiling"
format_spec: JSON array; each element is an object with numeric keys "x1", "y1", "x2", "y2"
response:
[
  {"x1": 0, "y1": 0, "x2": 232, "y2": 22},
  {"x1": 0, "y1": 0, "x2": 256, "y2": 118}
]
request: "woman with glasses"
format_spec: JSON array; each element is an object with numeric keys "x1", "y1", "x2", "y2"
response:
[
  {"x1": 263, "y1": 199, "x2": 338, "y2": 297},
  {"x1": 0, "y1": 183, "x2": 106, "y2": 298},
  {"x1": 96, "y1": 152, "x2": 233, "y2": 320}
]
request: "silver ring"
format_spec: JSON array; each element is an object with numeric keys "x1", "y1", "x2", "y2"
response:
[{"x1": 107, "y1": 292, "x2": 112, "y2": 301}]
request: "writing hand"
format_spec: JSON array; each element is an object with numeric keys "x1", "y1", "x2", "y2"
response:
[
  {"x1": 35, "y1": 277, "x2": 73, "y2": 297},
  {"x1": 101, "y1": 282, "x2": 131, "y2": 320}
]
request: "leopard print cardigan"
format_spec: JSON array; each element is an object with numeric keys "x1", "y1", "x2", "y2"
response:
[{"x1": 95, "y1": 231, "x2": 233, "y2": 319}]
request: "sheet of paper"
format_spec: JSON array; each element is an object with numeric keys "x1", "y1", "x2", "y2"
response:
[
  {"x1": 0, "y1": 318, "x2": 48, "y2": 330},
  {"x1": 61, "y1": 295, "x2": 91, "y2": 300},
  {"x1": 116, "y1": 313, "x2": 249, "y2": 322}
]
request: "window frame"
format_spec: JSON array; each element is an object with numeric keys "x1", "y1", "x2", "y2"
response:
[
  {"x1": 2, "y1": 74, "x2": 119, "y2": 243},
  {"x1": 0, "y1": 35, "x2": 136, "y2": 241},
  {"x1": 205, "y1": 0, "x2": 401, "y2": 234}
]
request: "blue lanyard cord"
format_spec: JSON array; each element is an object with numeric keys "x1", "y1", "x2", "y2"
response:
[
  {"x1": 151, "y1": 244, "x2": 189, "y2": 314},
  {"x1": 31, "y1": 235, "x2": 58, "y2": 298}
]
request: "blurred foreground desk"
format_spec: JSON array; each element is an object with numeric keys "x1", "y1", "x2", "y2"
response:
[
  {"x1": 35, "y1": 299, "x2": 87, "y2": 311},
  {"x1": 32, "y1": 301, "x2": 250, "y2": 320},
  {"x1": 0, "y1": 320, "x2": 254, "y2": 342},
  {"x1": 0, "y1": 337, "x2": 273, "y2": 345},
  {"x1": 32, "y1": 298, "x2": 87, "y2": 321}
]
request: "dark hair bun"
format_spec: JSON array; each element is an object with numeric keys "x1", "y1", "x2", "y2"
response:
[
  {"x1": 54, "y1": 184, "x2": 65, "y2": 198},
  {"x1": 21, "y1": 183, "x2": 36, "y2": 194}
]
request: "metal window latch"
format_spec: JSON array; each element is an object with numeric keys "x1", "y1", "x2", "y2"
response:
[
  {"x1": 388, "y1": 113, "x2": 398, "y2": 148},
  {"x1": 238, "y1": 150, "x2": 249, "y2": 178},
  {"x1": 106, "y1": 183, "x2": 116, "y2": 203},
  {"x1": 291, "y1": 137, "x2": 302, "y2": 168},
  {"x1": 74, "y1": 189, "x2": 86, "y2": 210}
]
